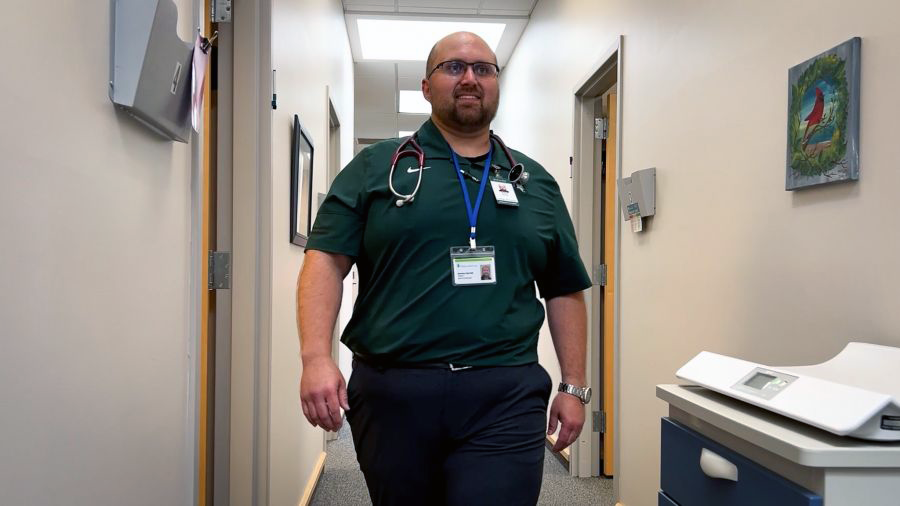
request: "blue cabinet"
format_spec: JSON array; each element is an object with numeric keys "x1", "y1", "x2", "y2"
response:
[
  {"x1": 660, "y1": 418, "x2": 822, "y2": 506},
  {"x1": 658, "y1": 384, "x2": 900, "y2": 506},
  {"x1": 658, "y1": 491, "x2": 678, "y2": 506}
]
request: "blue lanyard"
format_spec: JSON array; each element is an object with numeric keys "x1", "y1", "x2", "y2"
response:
[{"x1": 450, "y1": 143, "x2": 493, "y2": 249}]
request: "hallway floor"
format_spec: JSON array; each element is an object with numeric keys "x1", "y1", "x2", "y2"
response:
[{"x1": 310, "y1": 423, "x2": 615, "y2": 505}]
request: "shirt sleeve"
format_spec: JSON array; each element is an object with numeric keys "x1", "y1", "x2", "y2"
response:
[
  {"x1": 305, "y1": 149, "x2": 369, "y2": 258},
  {"x1": 535, "y1": 189, "x2": 592, "y2": 299}
]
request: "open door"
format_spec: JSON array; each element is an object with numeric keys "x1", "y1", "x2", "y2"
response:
[
  {"x1": 600, "y1": 91, "x2": 617, "y2": 477},
  {"x1": 199, "y1": 0, "x2": 216, "y2": 503},
  {"x1": 571, "y1": 38, "x2": 621, "y2": 480}
]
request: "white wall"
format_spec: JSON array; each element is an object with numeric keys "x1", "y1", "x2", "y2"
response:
[
  {"x1": 268, "y1": 0, "x2": 355, "y2": 504},
  {"x1": 494, "y1": 1, "x2": 900, "y2": 505},
  {"x1": 0, "y1": 2, "x2": 197, "y2": 505}
]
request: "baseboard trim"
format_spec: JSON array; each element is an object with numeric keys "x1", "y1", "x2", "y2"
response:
[
  {"x1": 545, "y1": 434, "x2": 570, "y2": 471},
  {"x1": 299, "y1": 451, "x2": 327, "y2": 506}
]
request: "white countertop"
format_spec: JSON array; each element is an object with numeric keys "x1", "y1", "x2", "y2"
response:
[{"x1": 657, "y1": 384, "x2": 900, "y2": 468}]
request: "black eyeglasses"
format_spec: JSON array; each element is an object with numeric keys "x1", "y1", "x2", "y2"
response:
[{"x1": 428, "y1": 60, "x2": 500, "y2": 79}]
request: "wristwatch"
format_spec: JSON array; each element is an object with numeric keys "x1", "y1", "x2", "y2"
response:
[{"x1": 558, "y1": 382, "x2": 592, "y2": 404}]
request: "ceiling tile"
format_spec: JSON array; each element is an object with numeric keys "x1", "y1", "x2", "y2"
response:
[
  {"x1": 397, "y1": 0, "x2": 481, "y2": 7},
  {"x1": 477, "y1": 8, "x2": 530, "y2": 15},
  {"x1": 398, "y1": 75, "x2": 423, "y2": 90},
  {"x1": 343, "y1": 5, "x2": 397, "y2": 12},
  {"x1": 397, "y1": 6, "x2": 478, "y2": 14},
  {"x1": 479, "y1": 0, "x2": 535, "y2": 10},
  {"x1": 343, "y1": 0, "x2": 395, "y2": 6},
  {"x1": 354, "y1": 70, "x2": 397, "y2": 115},
  {"x1": 397, "y1": 61, "x2": 426, "y2": 79},
  {"x1": 355, "y1": 61, "x2": 395, "y2": 79},
  {"x1": 355, "y1": 112, "x2": 400, "y2": 139},
  {"x1": 398, "y1": 114, "x2": 430, "y2": 131}
]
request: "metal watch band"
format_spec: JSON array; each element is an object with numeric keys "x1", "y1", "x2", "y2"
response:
[{"x1": 558, "y1": 382, "x2": 592, "y2": 404}]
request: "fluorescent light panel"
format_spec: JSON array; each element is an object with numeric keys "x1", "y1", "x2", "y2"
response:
[
  {"x1": 399, "y1": 90, "x2": 432, "y2": 114},
  {"x1": 357, "y1": 19, "x2": 505, "y2": 61}
]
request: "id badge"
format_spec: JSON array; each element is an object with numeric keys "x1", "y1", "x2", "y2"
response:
[
  {"x1": 450, "y1": 246, "x2": 497, "y2": 286},
  {"x1": 490, "y1": 176, "x2": 519, "y2": 206}
]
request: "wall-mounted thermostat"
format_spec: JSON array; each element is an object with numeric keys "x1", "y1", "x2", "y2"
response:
[{"x1": 617, "y1": 168, "x2": 656, "y2": 232}]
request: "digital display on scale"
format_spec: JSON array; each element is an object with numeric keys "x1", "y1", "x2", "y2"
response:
[
  {"x1": 732, "y1": 368, "x2": 796, "y2": 400},
  {"x1": 744, "y1": 372, "x2": 777, "y2": 389}
]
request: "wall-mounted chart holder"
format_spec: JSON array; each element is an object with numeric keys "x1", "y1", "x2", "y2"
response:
[
  {"x1": 617, "y1": 168, "x2": 656, "y2": 232},
  {"x1": 109, "y1": 0, "x2": 192, "y2": 142}
]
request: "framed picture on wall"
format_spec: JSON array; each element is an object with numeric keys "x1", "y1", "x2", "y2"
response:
[
  {"x1": 290, "y1": 114, "x2": 315, "y2": 247},
  {"x1": 785, "y1": 37, "x2": 860, "y2": 190}
]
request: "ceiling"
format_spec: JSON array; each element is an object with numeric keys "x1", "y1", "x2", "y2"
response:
[
  {"x1": 345, "y1": 0, "x2": 536, "y2": 146},
  {"x1": 344, "y1": 0, "x2": 537, "y2": 17}
]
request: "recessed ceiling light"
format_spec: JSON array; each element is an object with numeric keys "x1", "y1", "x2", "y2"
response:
[
  {"x1": 357, "y1": 19, "x2": 505, "y2": 61},
  {"x1": 399, "y1": 90, "x2": 431, "y2": 114}
]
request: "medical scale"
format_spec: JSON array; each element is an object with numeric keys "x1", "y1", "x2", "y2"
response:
[{"x1": 676, "y1": 342, "x2": 900, "y2": 441}]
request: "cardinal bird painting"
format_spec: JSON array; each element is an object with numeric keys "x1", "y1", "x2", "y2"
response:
[
  {"x1": 786, "y1": 37, "x2": 861, "y2": 190},
  {"x1": 802, "y1": 87, "x2": 826, "y2": 143}
]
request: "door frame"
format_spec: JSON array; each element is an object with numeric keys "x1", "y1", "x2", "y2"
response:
[
  {"x1": 569, "y1": 36, "x2": 623, "y2": 480},
  {"x1": 229, "y1": 0, "x2": 274, "y2": 504},
  {"x1": 324, "y1": 88, "x2": 342, "y2": 444},
  {"x1": 212, "y1": 16, "x2": 235, "y2": 506}
]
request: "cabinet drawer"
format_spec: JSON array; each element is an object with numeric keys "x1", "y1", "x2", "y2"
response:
[
  {"x1": 661, "y1": 418, "x2": 822, "y2": 506},
  {"x1": 658, "y1": 491, "x2": 679, "y2": 506}
]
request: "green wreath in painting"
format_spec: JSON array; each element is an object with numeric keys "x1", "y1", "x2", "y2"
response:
[{"x1": 788, "y1": 54, "x2": 849, "y2": 177}]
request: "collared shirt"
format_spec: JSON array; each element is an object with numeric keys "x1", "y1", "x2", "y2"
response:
[{"x1": 306, "y1": 119, "x2": 590, "y2": 366}]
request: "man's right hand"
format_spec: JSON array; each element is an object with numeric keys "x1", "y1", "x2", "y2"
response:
[{"x1": 300, "y1": 355, "x2": 350, "y2": 432}]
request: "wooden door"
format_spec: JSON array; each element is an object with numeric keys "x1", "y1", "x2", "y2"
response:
[
  {"x1": 199, "y1": 0, "x2": 216, "y2": 503},
  {"x1": 601, "y1": 92, "x2": 617, "y2": 477}
]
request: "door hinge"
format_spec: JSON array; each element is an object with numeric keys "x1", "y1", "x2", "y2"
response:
[
  {"x1": 594, "y1": 117, "x2": 608, "y2": 140},
  {"x1": 593, "y1": 264, "x2": 607, "y2": 286},
  {"x1": 593, "y1": 411, "x2": 606, "y2": 433},
  {"x1": 208, "y1": 251, "x2": 231, "y2": 290},
  {"x1": 212, "y1": 0, "x2": 232, "y2": 23}
]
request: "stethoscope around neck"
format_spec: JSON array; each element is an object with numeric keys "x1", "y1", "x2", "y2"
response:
[{"x1": 389, "y1": 131, "x2": 529, "y2": 207}]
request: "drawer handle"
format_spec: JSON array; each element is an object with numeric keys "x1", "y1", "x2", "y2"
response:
[{"x1": 699, "y1": 448, "x2": 739, "y2": 482}]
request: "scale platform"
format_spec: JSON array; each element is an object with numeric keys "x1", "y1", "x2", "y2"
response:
[{"x1": 676, "y1": 342, "x2": 900, "y2": 441}]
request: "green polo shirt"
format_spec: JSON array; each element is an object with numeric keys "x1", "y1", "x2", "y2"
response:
[{"x1": 306, "y1": 119, "x2": 590, "y2": 366}]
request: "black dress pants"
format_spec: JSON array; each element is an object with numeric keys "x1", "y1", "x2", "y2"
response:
[{"x1": 345, "y1": 360, "x2": 552, "y2": 506}]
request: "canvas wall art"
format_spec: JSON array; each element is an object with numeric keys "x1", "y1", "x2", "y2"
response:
[{"x1": 786, "y1": 37, "x2": 860, "y2": 190}]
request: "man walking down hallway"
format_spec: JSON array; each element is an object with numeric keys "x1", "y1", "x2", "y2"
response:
[{"x1": 297, "y1": 31, "x2": 593, "y2": 505}]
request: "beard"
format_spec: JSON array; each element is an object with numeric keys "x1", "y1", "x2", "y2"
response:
[{"x1": 432, "y1": 87, "x2": 499, "y2": 131}]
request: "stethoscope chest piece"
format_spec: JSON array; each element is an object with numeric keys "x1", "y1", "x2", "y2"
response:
[{"x1": 508, "y1": 163, "x2": 529, "y2": 185}]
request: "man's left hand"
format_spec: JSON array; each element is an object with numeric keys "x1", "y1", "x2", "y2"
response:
[{"x1": 547, "y1": 392, "x2": 585, "y2": 452}]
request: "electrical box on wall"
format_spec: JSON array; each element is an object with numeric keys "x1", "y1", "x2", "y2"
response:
[
  {"x1": 109, "y1": 0, "x2": 192, "y2": 142},
  {"x1": 617, "y1": 168, "x2": 656, "y2": 229}
]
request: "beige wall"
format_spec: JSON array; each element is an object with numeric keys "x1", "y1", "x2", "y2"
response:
[
  {"x1": 268, "y1": 0, "x2": 355, "y2": 504},
  {"x1": 494, "y1": 1, "x2": 900, "y2": 505},
  {"x1": 0, "y1": 1, "x2": 197, "y2": 505}
]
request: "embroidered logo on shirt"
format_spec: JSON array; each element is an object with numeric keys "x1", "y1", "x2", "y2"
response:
[{"x1": 407, "y1": 166, "x2": 431, "y2": 173}]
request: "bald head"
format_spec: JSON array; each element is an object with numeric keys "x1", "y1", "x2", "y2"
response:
[{"x1": 426, "y1": 32, "x2": 497, "y2": 76}]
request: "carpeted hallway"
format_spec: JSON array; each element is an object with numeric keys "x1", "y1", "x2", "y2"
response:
[{"x1": 310, "y1": 423, "x2": 615, "y2": 505}]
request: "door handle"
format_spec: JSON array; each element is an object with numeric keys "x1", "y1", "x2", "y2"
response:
[{"x1": 699, "y1": 448, "x2": 739, "y2": 482}]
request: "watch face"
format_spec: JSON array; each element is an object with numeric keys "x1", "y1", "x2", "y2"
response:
[{"x1": 582, "y1": 387, "x2": 592, "y2": 404}]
